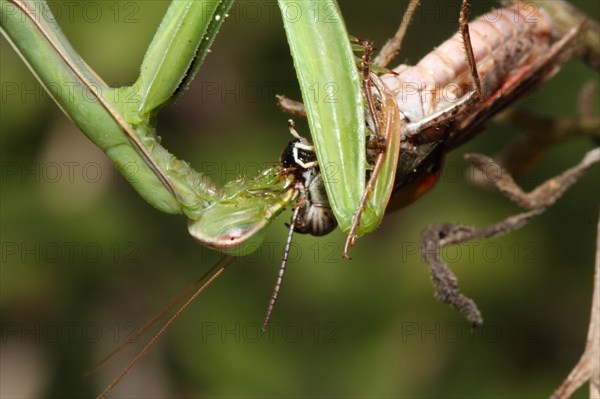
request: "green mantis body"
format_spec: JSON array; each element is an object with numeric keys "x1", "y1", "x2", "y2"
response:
[
  {"x1": 4, "y1": 0, "x2": 598, "y2": 287},
  {"x1": 2, "y1": 2, "x2": 596, "y2": 396},
  {"x1": 1, "y1": 0, "x2": 391, "y2": 257},
  {"x1": 1, "y1": 3, "x2": 407, "y2": 392},
  {"x1": 277, "y1": 0, "x2": 400, "y2": 241},
  {"x1": 1, "y1": 0, "x2": 299, "y2": 256}
]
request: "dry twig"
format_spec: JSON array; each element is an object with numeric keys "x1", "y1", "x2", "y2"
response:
[
  {"x1": 421, "y1": 148, "x2": 600, "y2": 325},
  {"x1": 471, "y1": 82, "x2": 599, "y2": 185},
  {"x1": 550, "y1": 210, "x2": 600, "y2": 399}
]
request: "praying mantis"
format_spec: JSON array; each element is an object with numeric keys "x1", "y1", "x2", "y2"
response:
[
  {"x1": 1, "y1": 0, "x2": 599, "y2": 397},
  {"x1": 0, "y1": 0, "x2": 395, "y2": 256}
]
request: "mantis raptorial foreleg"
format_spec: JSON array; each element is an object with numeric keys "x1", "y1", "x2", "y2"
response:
[
  {"x1": 2, "y1": 0, "x2": 311, "y2": 258},
  {"x1": 277, "y1": 0, "x2": 595, "y2": 257},
  {"x1": 5, "y1": 1, "x2": 599, "y2": 397},
  {"x1": 343, "y1": 69, "x2": 402, "y2": 257},
  {"x1": 5, "y1": 1, "x2": 368, "y2": 394}
]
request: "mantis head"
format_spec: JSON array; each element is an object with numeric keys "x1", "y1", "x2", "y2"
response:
[{"x1": 187, "y1": 167, "x2": 298, "y2": 256}]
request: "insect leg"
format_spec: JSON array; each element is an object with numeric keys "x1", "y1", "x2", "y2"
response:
[
  {"x1": 459, "y1": 0, "x2": 482, "y2": 99},
  {"x1": 463, "y1": 25, "x2": 590, "y2": 184},
  {"x1": 373, "y1": 0, "x2": 422, "y2": 68},
  {"x1": 343, "y1": 40, "x2": 388, "y2": 257},
  {"x1": 362, "y1": 40, "x2": 383, "y2": 138},
  {"x1": 342, "y1": 39, "x2": 385, "y2": 256},
  {"x1": 404, "y1": 0, "x2": 483, "y2": 142},
  {"x1": 405, "y1": 90, "x2": 479, "y2": 138}
]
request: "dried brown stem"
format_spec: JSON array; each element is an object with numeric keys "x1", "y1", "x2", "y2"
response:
[
  {"x1": 421, "y1": 209, "x2": 543, "y2": 325},
  {"x1": 472, "y1": 82, "x2": 600, "y2": 185},
  {"x1": 465, "y1": 149, "x2": 600, "y2": 209},
  {"x1": 421, "y1": 148, "x2": 599, "y2": 325},
  {"x1": 373, "y1": 0, "x2": 421, "y2": 68},
  {"x1": 551, "y1": 209, "x2": 600, "y2": 399}
]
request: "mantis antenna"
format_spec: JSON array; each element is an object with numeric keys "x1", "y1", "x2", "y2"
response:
[
  {"x1": 97, "y1": 256, "x2": 237, "y2": 399},
  {"x1": 85, "y1": 255, "x2": 229, "y2": 376}
]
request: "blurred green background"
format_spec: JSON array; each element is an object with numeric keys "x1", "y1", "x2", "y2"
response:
[{"x1": 1, "y1": 0, "x2": 599, "y2": 397}]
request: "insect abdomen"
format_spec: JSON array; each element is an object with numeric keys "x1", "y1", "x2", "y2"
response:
[{"x1": 382, "y1": 4, "x2": 555, "y2": 122}]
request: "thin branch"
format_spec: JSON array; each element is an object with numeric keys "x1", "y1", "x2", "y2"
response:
[
  {"x1": 421, "y1": 209, "x2": 543, "y2": 325},
  {"x1": 472, "y1": 83, "x2": 599, "y2": 185},
  {"x1": 421, "y1": 148, "x2": 600, "y2": 325},
  {"x1": 465, "y1": 149, "x2": 600, "y2": 209},
  {"x1": 550, "y1": 209, "x2": 600, "y2": 399}
]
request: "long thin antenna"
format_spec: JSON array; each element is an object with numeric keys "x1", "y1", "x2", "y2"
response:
[
  {"x1": 262, "y1": 206, "x2": 301, "y2": 331},
  {"x1": 85, "y1": 255, "x2": 228, "y2": 376},
  {"x1": 96, "y1": 256, "x2": 236, "y2": 399},
  {"x1": 373, "y1": 0, "x2": 421, "y2": 68}
]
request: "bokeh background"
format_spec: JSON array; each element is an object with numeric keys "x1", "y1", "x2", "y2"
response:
[{"x1": 1, "y1": 0, "x2": 599, "y2": 397}]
